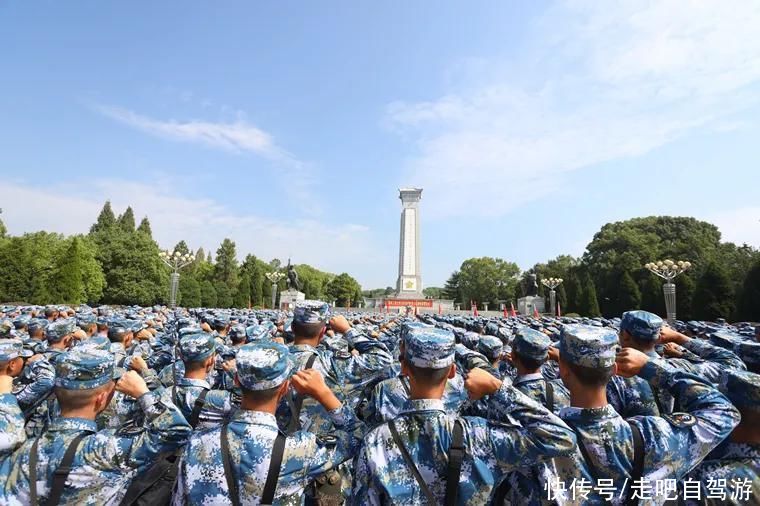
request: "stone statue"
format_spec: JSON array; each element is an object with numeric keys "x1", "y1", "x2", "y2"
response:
[
  {"x1": 286, "y1": 259, "x2": 301, "y2": 291},
  {"x1": 523, "y1": 273, "x2": 538, "y2": 297}
]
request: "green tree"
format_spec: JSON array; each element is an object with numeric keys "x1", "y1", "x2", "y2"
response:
[
  {"x1": 578, "y1": 270, "x2": 601, "y2": 317},
  {"x1": 675, "y1": 272, "x2": 696, "y2": 321},
  {"x1": 117, "y1": 206, "x2": 136, "y2": 232},
  {"x1": 442, "y1": 271, "x2": 462, "y2": 303},
  {"x1": 215, "y1": 281, "x2": 233, "y2": 308},
  {"x1": 737, "y1": 261, "x2": 760, "y2": 321},
  {"x1": 201, "y1": 280, "x2": 217, "y2": 307},
  {"x1": 179, "y1": 275, "x2": 202, "y2": 307},
  {"x1": 173, "y1": 240, "x2": 190, "y2": 256},
  {"x1": 89, "y1": 201, "x2": 116, "y2": 234},
  {"x1": 616, "y1": 271, "x2": 642, "y2": 314},
  {"x1": 325, "y1": 273, "x2": 362, "y2": 307},
  {"x1": 693, "y1": 262, "x2": 735, "y2": 320},
  {"x1": 423, "y1": 287, "x2": 443, "y2": 299},
  {"x1": 0, "y1": 212, "x2": 6, "y2": 238},
  {"x1": 137, "y1": 217, "x2": 152, "y2": 237},
  {"x1": 48, "y1": 236, "x2": 105, "y2": 304},
  {"x1": 214, "y1": 239, "x2": 239, "y2": 290},
  {"x1": 457, "y1": 257, "x2": 520, "y2": 308}
]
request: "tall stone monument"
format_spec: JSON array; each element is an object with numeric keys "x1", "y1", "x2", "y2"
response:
[{"x1": 396, "y1": 188, "x2": 424, "y2": 298}]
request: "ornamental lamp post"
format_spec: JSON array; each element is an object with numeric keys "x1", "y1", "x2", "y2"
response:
[
  {"x1": 540, "y1": 277, "x2": 563, "y2": 316},
  {"x1": 265, "y1": 271, "x2": 286, "y2": 310},
  {"x1": 644, "y1": 260, "x2": 692, "y2": 324},
  {"x1": 159, "y1": 250, "x2": 195, "y2": 309}
]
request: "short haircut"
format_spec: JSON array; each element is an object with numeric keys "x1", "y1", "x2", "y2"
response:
[
  {"x1": 55, "y1": 383, "x2": 112, "y2": 410},
  {"x1": 513, "y1": 350, "x2": 543, "y2": 372},
  {"x1": 82, "y1": 322, "x2": 97, "y2": 333},
  {"x1": 183, "y1": 358, "x2": 211, "y2": 371},
  {"x1": 241, "y1": 384, "x2": 281, "y2": 402},
  {"x1": 407, "y1": 362, "x2": 450, "y2": 385},
  {"x1": 213, "y1": 323, "x2": 227, "y2": 331},
  {"x1": 564, "y1": 358, "x2": 614, "y2": 388},
  {"x1": 292, "y1": 321, "x2": 325, "y2": 340},
  {"x1": 97, "y1": 323, "x2": 108, "y2": 332}
]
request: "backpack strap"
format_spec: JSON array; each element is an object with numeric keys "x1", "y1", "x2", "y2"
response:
[
  {"x1": 188, "y1": 389, "x2": 209, "y2": 429},
  {"x1": 221, "y1": 423, "x2": 241, "y2": 506},
  {"x1": 568, "y1": 426, "x2": 599, "y2": 482},
  {"x1": 261, "y1": 432, "x2": 287, "y2": 505},
  {"x1": 287, "y1": 353, "x2": 318, "y2": 433},
  {"x1": 544, "y1": 379, "x2": 555, "y2": 413},
  {"x1": 400, "y1": 376, "x2": 411, "y2": 397},
  {"x1": 444, "y1": 419, "x2": 465, "y2": 506},
  {"x1": 23, "y1": 390, "x2": 55, "y2": 422},
  {"x1": 47, "y1": 432, "x2": 90, "y2": 506},
  {"x1": 625, "y1": 421, "x2": 645, "y2": 506},
  {"x1": 388, "y1": 419, "x2": 436, "y2": 505},
  {"x1": 29, "y1": 437, "x2": 40, "y2": 506}
]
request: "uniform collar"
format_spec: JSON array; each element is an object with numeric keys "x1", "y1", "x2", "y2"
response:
[
  {"x1": 400, "y1": 398, "x2": 445, "y2": 414},
  {"x1": 514, "y1": 372, "x2": 544, "y2": 385},
  {"x1": 232, "y1": 409, "x2": 279, "y2": 428},
  {"x1": 290, "y1": 343, "x2": 317, "y2": 353},
  {"x1": 560, "y1": 404, "x2": 619, "y2": 423},
  {"x1": 177, "y1": 377, "x2": 211, "y2": 389},
  {"x1": 49, "y1": 417, "x2": 98, "y2": 433}
]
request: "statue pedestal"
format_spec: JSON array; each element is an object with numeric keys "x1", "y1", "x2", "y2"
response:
[
  {"x1": 280, "y1": 289, "x2": 305, "y2": 310},
  {"x1": 518, "y1": 296, "x2": 545, "y2": 316}
]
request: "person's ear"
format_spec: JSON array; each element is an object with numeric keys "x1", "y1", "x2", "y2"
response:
[
  {"x1": 611, "y1": 363, "x2": 618, "y2": 376},
  {"x1": 10, "y1": 357, "x2": 24, "y2": 376},
  {"x1": 95, "y1": 384, "x2": 116, "y2": 413},
  {"x1": 206, "y1": 354, "x2": 215, "y2": 372},
  {"x1": 447, "y1": 363, "x2": 456, "y2": 379}
]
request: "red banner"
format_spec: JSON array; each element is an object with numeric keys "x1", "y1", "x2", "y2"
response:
[{"x1": 384, "y1": 299, "x2": 433, "y2": 308}]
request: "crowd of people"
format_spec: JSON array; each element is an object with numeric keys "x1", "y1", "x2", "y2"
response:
[{"x1": 0, "y1": 301, "x2": 757, "y2": 505}]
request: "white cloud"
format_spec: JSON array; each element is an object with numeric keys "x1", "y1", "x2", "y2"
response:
[
  {"x1": 388, "y1": 0, "x2": 760, "y2": 219},
  {"x1": 0, "y1": 179, "x2": 391, "y2": 287}
]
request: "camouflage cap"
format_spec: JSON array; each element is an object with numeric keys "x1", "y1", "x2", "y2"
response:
[
  {"x1": 212, "y1": 314, "x2": 230, "y2": 327},
  {"x1": 26, "y1": 318, "x2": 48, "y2": 335},
  {"x1": 710, "y1": 331, "x2": 744, "y2": 350},
  {"x1": 236, "y1": 341, "x2": 293, "y2": 391},
  {"x1": 245, "y1": 324, "x2": 271, "y2": 342},
  {"x1": 55, "y1": 349, "x2": 121, "y2": 390},
  {"x1": 179, "y1": 332, "x2": 217, "y2": 362},
  {"x1": 461, "y1": 331, "x2": 481, "y2": 350},
  {"x1": 620, "y1": 311, "x2": 663, "y2": 342},
  {"x1": 228, "y1": 324, "x2": 247, "y2": 342},
  {"x1": 405, "y1": 327, "x2": 456, "y2": 369},
  {"x1": 76, "y1": 313, "x2": 97, "y2": 327},
  {"x1": 0, "y1": 321, "x2": 14, "y2": 338},
  {"x1": 46, "y1": 319, "x2": 76, "y2": 343},
  {"x1": 293, "y1": 300, "x2": 330, "y2": 325},
  {"x1": 720, "y1": 370, "x2": 760, "y2": 410},
  {"x1": 734, "y1": 341, "x2": 760, "y2": 367},
  {"x1": 477, "y1": 335, "x2": 503, "y2": 361},
  {"x1": 559, "y1": 324, "x2": 619, "y2": 369},
  {"x1": 0, "y1": 339, "x2": 33, "y2": 361},
  {"x1": 513, "y1": 327, "x2": 551, "y2": 362},
  {"x1": 77, "y1": 335, "x2": 111, "y2": 352}
]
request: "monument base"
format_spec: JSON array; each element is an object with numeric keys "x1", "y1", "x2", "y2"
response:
[
  {"x1": 518, "y1": 296, "x2": 545, "y2": 316},
  {"x1": 279, "y1": 289, "x2": 305, "y2": 310}
]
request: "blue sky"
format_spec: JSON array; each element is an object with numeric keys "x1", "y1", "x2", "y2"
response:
[{"x1": 1, "y1": 1, "x2": 759, "y2": 289}]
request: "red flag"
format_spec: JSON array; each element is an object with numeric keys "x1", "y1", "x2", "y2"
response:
[
  {"x1": 438, "y1": 304, "x2": 442, "y2": 315},
  {"x1": 414, "y1": 306, "x2": 418, "y2": 316},
  {"x1": 503, "y1": 305, "x2": 507, "y2": 317},
  {"x1": 472, "y1": 301, "x2": 479, "y2": 317},
  {"x1": 510, "y1": 301, "x2": 517, "y2": 317},
  {"x1": 533, "y1": 306, "x2": 540, "y2": 318},
  {"x1": 557, "y1": 301, "x2": 562, "y2": 317}
]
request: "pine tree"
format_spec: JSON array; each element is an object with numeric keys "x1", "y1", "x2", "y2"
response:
[
  {"x1": 174, "y1": 240, "x2": 190, "y2": 256},
  {"x1": 579, "y1": 271, "x2": 601, "y2": 317},
  {"x1": 737, "y1": 261, "x2": 760, "y2": 321},
  {"x1": 617, "y1": 271, "x2": 642, "y2": 313},
  {"x1": 201, "y1": 280, "x2": 217, "y2": 307},
  {"x1": 179, "y1": 275, "x2": 202, "y2": 308},
  {"x1": 214, "y1": 239, "x2": 239, "y2": 288},
  {"x1": 693, "y1": 261, "x2": 735, "y2": 320},
  {"x1": 117, "y1": 206, "x2": 136, "y2": 232},
  {"x1": 195, "y1": 247, "x2": 205, "y2": 266},
  {"x1": 206, "y1": 251, "x2": 213, "y2": 263},
  {"x1": 442, "y1": 271, "x2": 461, "y2": 302},
  {"x1": 137, "y1": 217, "x2": 152, "y2": 237},
  {"x1": 89, "y1": 201, "x2": 116, "y2": 234},
  {"x1": 215, "y1": 282, "x2": 233, "y2": 308},
  {"x1": 50, "y1": 237, "x2": 86, "y2": 303}
]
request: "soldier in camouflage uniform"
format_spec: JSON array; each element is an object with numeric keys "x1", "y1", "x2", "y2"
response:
[
  {"x1": 607, "y1": 310, "x2": 673, "y2": 417},
  {"x1": 0, "y1": 341, "x2": 31, "y2": 457},
  {"x1": 686, "y1": 369, "x2": 760, "y2": 505},
  {"x1": 173, "y1": 340, "x2": 365, "y2": 505},
  {"x1": 172, "y1": 332, "x2": 238, "y2": 430},
  {"x1": 504, "y1": 324, "x2": 740, "y2": 505},
  {"x1": 352, "y1": 326, "x2": 577, "y2": 505},
  {"x1": 658, "y1": 325, "x2": 746, "y2": 384},
  {"x1": 0, "y1": 348, "x2": 191, "y2": 505}
]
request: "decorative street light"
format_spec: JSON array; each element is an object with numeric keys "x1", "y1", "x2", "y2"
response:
[
  {"x1": 265, "y1": 271, "x2": 286, "y2": 310},
  {"x1": 541, "y1": 277, "x2": 563, "y2": 316},
  {"x1": 159, "y1": 250, "x2": 195, "y2": 309},
  {"x1": 645, "y1": 259, "x2": 692, "y2": 324}
]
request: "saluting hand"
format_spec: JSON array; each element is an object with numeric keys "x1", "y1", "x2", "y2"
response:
[
  {"x1": 116, "y1": 370, "x2": 149, "y2": 398},
  {"x1": 615, "y1": 348, "x2": 649, "y2": 377},
  {"x1": 291, "y1": 369, "x2": 340, "y2": 410},
  {"x1": 464, "y1": 367, "x2": 502, "y2": 400}
]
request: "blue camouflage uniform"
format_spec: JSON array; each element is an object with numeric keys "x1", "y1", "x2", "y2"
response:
[
  {"x1": 174, "y1": 341, "x2": 364, "y2": 505},
  {"x1": 607, "y1": 311, "x2": 673, "y2": 417},
  {"x1": 172, "y1": 332, "x2": 238, "y2": 430},
  {"x1": 282, "y1": 300, "x2": 393, "y2": 436},
  {"x1": 505, "y1": 324, "x2": 740, "y2": 506},
  {"x1": 0, "y1": 340, "x2": 31, "y2": 457},
  {"x1": 0, "y1": 348, "x2": 191, "y2": 505},
  {"x1": 685, "y1": 370, "x2": 760, "y2": 506},
  {"x1": 511, "y1": 328, "x2": 570, "y2": 415},
  {"x1": 351, "y1": 326, "x2": 577, "y2": 505}
]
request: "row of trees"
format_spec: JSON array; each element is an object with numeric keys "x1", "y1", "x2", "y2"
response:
[
  {"x1": 0, "y1": 202, "x2": 363, "y2": 308},
  {"x1": 436, "y1": 217, "x2": 760, "y2": 321}
]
